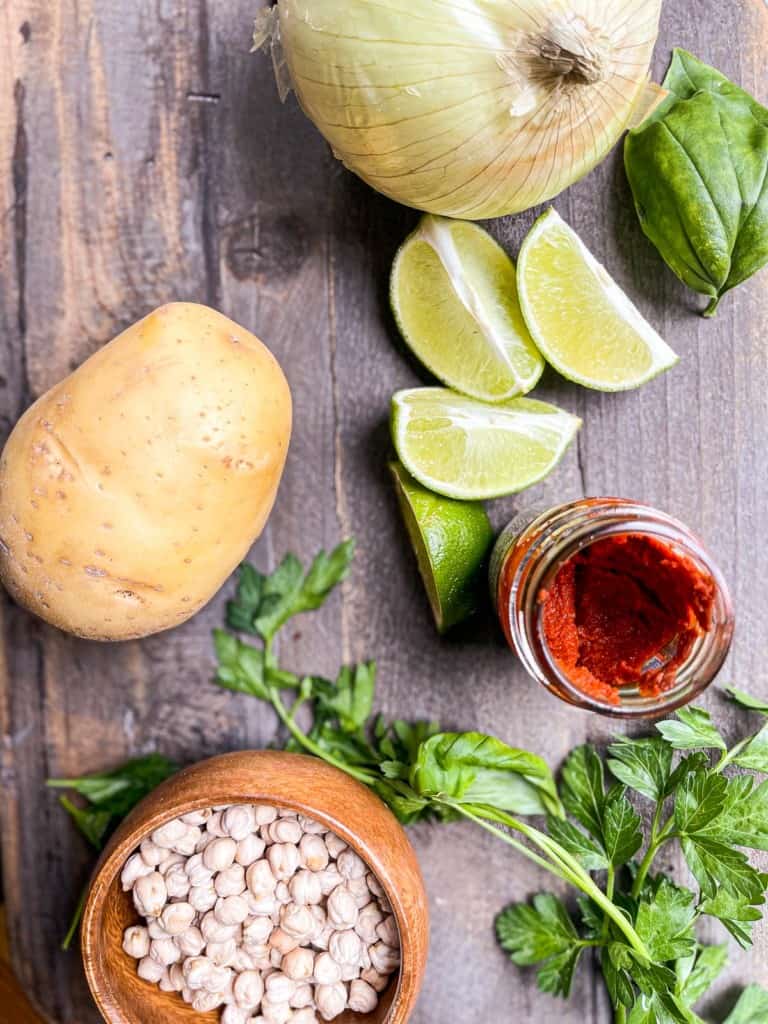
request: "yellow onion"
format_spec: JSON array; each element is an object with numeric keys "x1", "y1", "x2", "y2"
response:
[{"x1": 255, "y1": 0, "x2": 664, "y2": 219}]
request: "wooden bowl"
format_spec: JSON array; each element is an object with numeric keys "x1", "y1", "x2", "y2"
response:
[{"x1": 81, "y1": 751, "x2": 429, "y2": 1024}]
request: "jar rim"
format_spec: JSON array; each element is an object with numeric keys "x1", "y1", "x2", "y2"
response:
[{"x1": 499, "y1": 499, "x2": 735, "y2": 719}]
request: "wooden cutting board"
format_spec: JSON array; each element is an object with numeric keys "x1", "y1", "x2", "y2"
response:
[{"x1": 0, "y1": 2, "x2": 767, "y2": 1022}]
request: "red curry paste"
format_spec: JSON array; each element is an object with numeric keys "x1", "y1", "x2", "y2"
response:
[{"x1": 540, "y1": 534, "x2": 716, "y2": 705}]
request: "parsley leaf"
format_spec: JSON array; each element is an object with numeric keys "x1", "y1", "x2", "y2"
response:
[
  {"x1": 723, "y1": 985, "x2": 768, "y2": 1024},
  {"x1": 676, "y1": 944, "x2": 729, "y2": 1007},
  {"x1": 311, "y1": 662, "x2": 376, "y2": 733},
  {"x1": 725, "y1": 688, "x2": 768, "y2": 716},
  {"x1": 681, "y1": 834, "x2": 766, "y2": 903},
  {"x1": 560, "y1": 745, "x2": 606, "y2": 841},
  {"x1": 47, "y1": 753, "x2": 177, "y2": 818},
  {"x1": 699, "y1": 888, "x2": 765, "y2": 949},
  {"x1": 674, "y1": 767, "x2": 728, "y2": 835},
  {"x1": 546, "y1": 815, "x2": 609, "y2": 871},
  {"x1": 58, "y1": 797, "x2": 113, "y2": 849},
  {"x1": 226, "y1": 541, "x2": 355, "y2": 642},
  {"x1": 634, "y1": 879, "x2": 697, "y2": 962},
  {"x1": 603, "y1": 786, "x2": 643, "y2": 867},
  {"x1": 496, "y1": 893, "x2": 583, "y2": 997},
  {"x1": 657, "y1": 706, "x2": 726, "y2": 751},
  {"x1": 733, "y1": 724, "x2": 768, "y2": 773},
  {"x1": 213, "y1": 629, "x2": 271, "y2": 699},
  {"x1": 607, "y1": 737, "x2": 673, "y2": 802}
]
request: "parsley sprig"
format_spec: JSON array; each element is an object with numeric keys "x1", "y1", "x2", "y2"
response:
[
  {"x1": 213, "y1": 541, "x2": 768, "y2": 1024},
  {"x1": 47, "y1": 754, "x2": 178, "y2": 948}
]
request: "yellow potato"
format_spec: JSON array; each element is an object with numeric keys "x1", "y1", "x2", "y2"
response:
[{"x1": 0, "y1": 303, "x2": 292, "y2": 640}]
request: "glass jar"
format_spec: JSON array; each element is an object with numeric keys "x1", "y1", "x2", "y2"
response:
[{"x1": 489, "y1": 498, "x2": 734, "y2": 719}]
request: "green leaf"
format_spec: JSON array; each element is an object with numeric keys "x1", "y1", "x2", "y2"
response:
[
  {"x1": 715, "y1": 777, "x2": 768, "y2": 851},
  {"x1": 371, "y1": 779, "x2": 433, "y2": 825},
  {"x1": 674, "y1": 767, "x2": 728, "y2": 835},
  {"x1": 657, "y1": 707, "x2": 726, "y2": 752},
  {"x1": 677, "y1": 944, "x2": 728, "y2": 1007},
  {"x1": 602, "y1": 786, "x2": 643, "y2": 867},
  {"x1": 213, "y1": 630, "x2": 270, "y2": 700},
  {"x1": 601, "y1": 946, "x2": 635, "y2": 1009},
  {"x1": 733, "y1": 724, "x2": 768, "y2": 773},
  {"x1": 628, "y1": 994, "x2": 678, "y2": 1024},
  {"x1": 625, "y1": 50, "x2": 768, "y2": 315},
  {"x1": 607, "y1": 737, "x2": 673, "y2": 802},
  {"x1": 496, "y1": 893, "x2": 582, "y2": 998},
  {"x1": 635, "y1": 879, "x2": 697, "y2": 962},
  {"x1": 256, "y1": 542, "x2": 355, "y2": 640},
  {"x1": 312, "y1": 662, "x2": 376, "y2": 733},
  {"x1": 226, "y1": 563, "x2": 265, "y2": 634},
  {"x1": 725, "y1": 687, "x2": 768, "y2": 716},
  {"x1": 546, "y1": 815, "x2": 609, "y2": 871},
  {"x1": 723, "y1": 986, "x2": 768, "y2": 1024},
  {"x1": 47, "y1": 754, "x2": 177, "y2": 817},
  {"x1": 681, "y1": 834, "x2": 766, "y2": 903},
  {"x1": 411, "y1": 732, "x2": 562, "y2": 817},
  {"x1": 560, "y1": 745, "x2": 606, "y2": 841},
  {"x1": 58, "y1": 797, "x2": 113, "y2": 849},
  {"x1": 225, "y1": 541, "x2": 354, "y2": 642},
  {"x1": 699, "y1": 888, "x2": 764, "y2": 949}
]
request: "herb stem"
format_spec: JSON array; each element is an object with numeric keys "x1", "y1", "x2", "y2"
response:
[
  {"x1": 62, "y1": 886, "x2": 87, "y2": 951},
  {"x1": 461, "y1": 805, "x2": 650, "y2": 961},
  {"x1": 614, "y1": 1006, "x2": 627, "y2": 1024},
  {"x1": 450, "y1": 804, "x2": 569, "y2": 879},
  {"x1": 631, "y1": 813, "x2": 675, "y2": 899},
  {"x1": 268, "y1": 686, "x2": 375, "y2": 787},
  {"x1": 715, "y1": 737, "x2": 750, "y2": 772}
]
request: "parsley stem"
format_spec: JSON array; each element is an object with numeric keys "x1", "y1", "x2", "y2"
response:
[
  {"x1": 715, "y1": 736, "x2": 750, "y2": 772},
  {"x1": 614, "y1": 1006, "x2": 627, "y2": 1024},
  {"x1": 62, "y1": 886, "x2": 87, "y2": 951},
  {"x1": 268, "y1": 686, "x2": 376, "y2": 787},
  {"x1": 450, "y1": 804, "x2": 569, "y2": 878},
  {"x1": 457, "y1": 805, "x2": 650, "y2": 961},
  {"x1": 631, "y1": 813, "x2": 675, "y2": 899}
]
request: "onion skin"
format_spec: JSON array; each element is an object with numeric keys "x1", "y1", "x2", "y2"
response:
[{"x1": 271, "y1": 0, "x2": 663, "y2": 219}]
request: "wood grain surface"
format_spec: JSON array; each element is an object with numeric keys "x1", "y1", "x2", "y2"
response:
[{"x1": 0, "y1": 2, "x2": 767, "y2": 1022}]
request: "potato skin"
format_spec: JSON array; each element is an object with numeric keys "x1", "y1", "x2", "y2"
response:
[{"x1": 0, "y1": 303, "x2": 292, "y2": 640}]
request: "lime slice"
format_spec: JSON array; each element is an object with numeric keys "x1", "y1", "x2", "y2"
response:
[
  {"x1": 391, "y1": 215, "x2": 544, "y2": 402},
  {"x1": 390, "y1": 461, "x2": 493, "y2": 633},
  {"x1": 517, "y1": 209, "x2": 678, "y2": 391},
  {"x1": 391, "y1": 387, "x2": 581, "y2": 500}
]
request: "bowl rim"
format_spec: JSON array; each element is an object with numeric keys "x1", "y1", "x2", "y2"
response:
[{"x1": 81, "y1": 749, "x2": 427, "y2": 1024}]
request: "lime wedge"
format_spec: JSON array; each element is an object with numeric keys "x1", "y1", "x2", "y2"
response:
[
  {"x1": 390, "y1": 461, "x2": 493, "y2": 633},
  {"x1": 391, "y1": 387, "x2": 581, "y2": 500},
  {"x1": 391, "y1": 215, "x2": 544, "y2": 402},
  {"x1": 517, "y1": 209, "x2": 678, "y2": 391}
]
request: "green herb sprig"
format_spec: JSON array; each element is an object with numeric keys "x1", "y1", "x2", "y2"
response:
[
  {"x1": 213, "y1": 541, "x2": 768, "y2": 1023},
  {"x1": 48, "y1": 754, "x2": 177, "y2": 948}
]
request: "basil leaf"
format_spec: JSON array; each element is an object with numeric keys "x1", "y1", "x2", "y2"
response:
[
  {"x1": 411, "y1": 732, "x2": 561, "y2": 816},
  {"x1": 625, "y1": 49, "x2": 768, "y2": 316}
]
